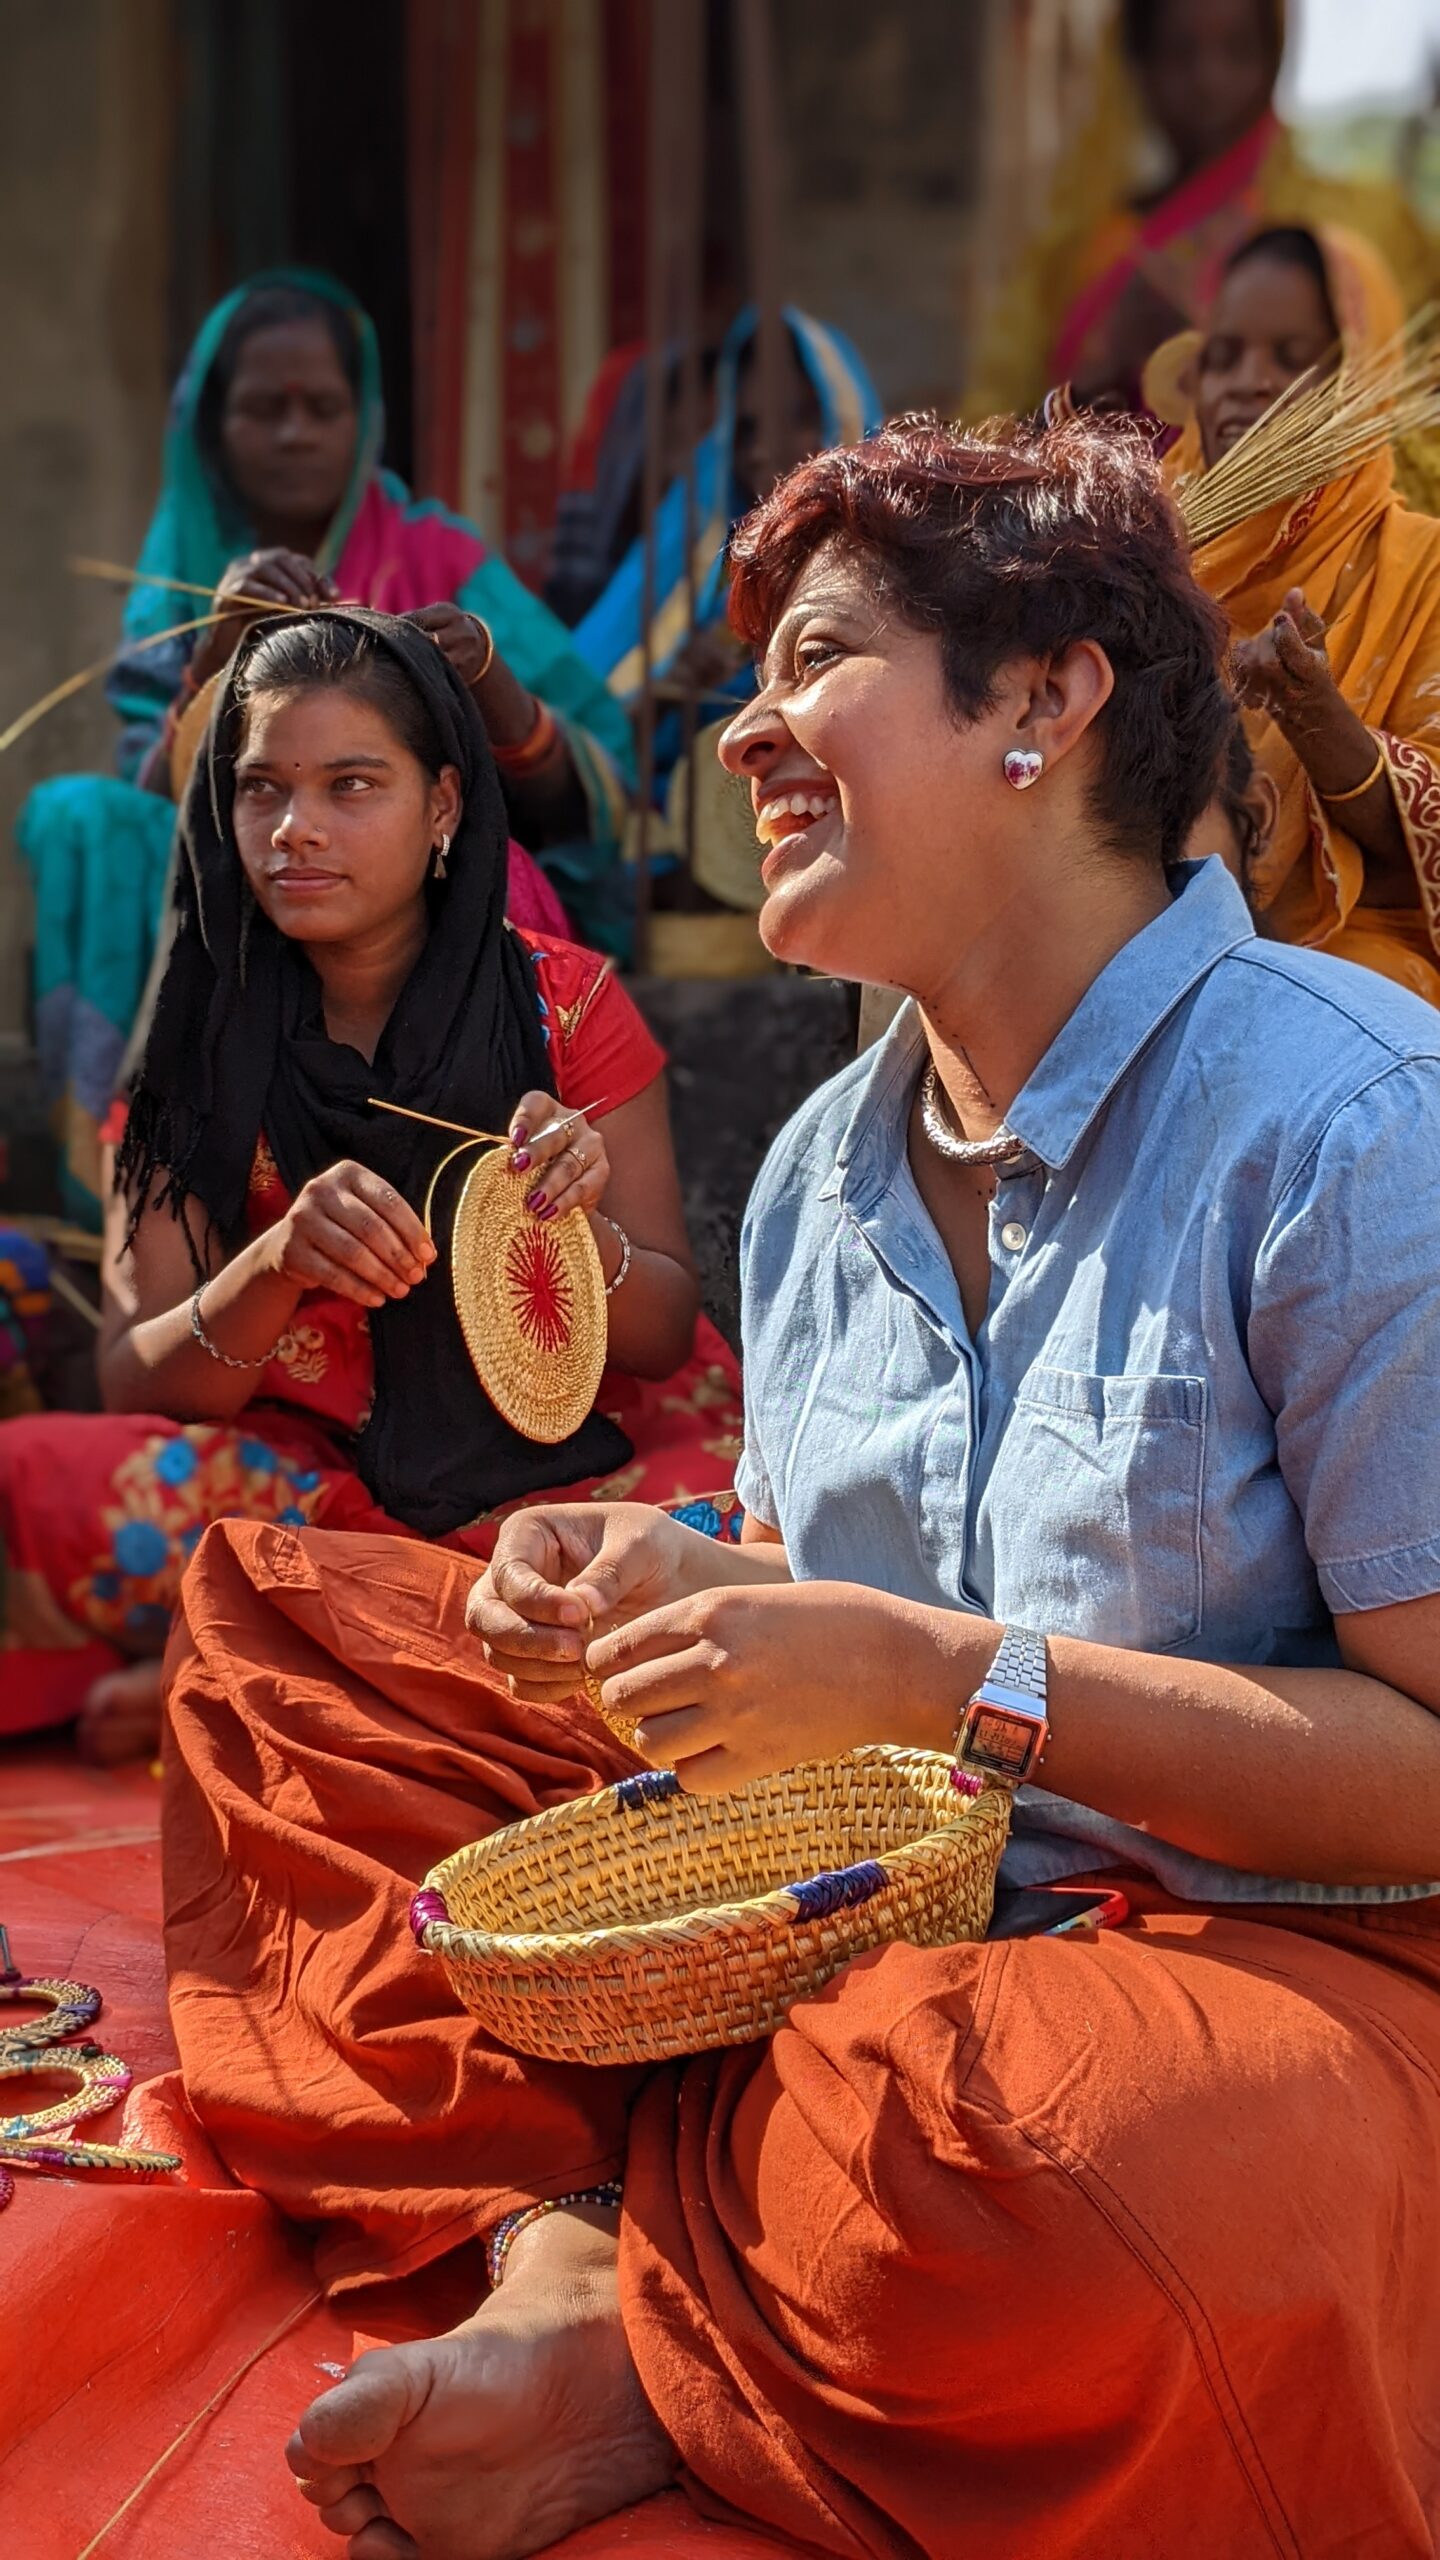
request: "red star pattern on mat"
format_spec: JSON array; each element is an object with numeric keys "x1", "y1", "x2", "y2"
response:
[{"x1": 505, "y1": 1225, "x2": 574, "y2": 1355}]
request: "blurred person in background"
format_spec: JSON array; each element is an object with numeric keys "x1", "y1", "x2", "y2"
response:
[
  {"x1": 572, "y1": 309, "x2": 880, "y2": 776},
  {"x1": 1170, "y1": 222, "x2": 1440, "y2": 1000},
  {"x1": 568, "y1": 305, "x2": 881, "y2": 923},
  {"x1": 968, "y1": 0, "x2": 1434, "y2": 424},
  {"x1": 18, "y1": 274, "x2": 638, "y2": 1228}
]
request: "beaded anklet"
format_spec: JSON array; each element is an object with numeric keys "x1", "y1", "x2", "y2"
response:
[{"x1": 487, "y1": 2180, "x2": 624, "y2": 2290}]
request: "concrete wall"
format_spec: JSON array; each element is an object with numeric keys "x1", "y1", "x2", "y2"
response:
[
  {"x1": 773, "y1": 0, "x2": 989, "y2": 414},
  {"x1": 0, "y1": 0, "x2": 172, "y2": 1045}
]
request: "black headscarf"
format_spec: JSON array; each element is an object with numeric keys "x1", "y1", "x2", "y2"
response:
[{"x1": 117, "y1": 607, "x2": 629, "y2": 1535}]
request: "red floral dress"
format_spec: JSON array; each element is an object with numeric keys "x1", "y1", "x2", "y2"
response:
[{"x1": 0, "y1": 934, "x2": 743, "y2": 1732}]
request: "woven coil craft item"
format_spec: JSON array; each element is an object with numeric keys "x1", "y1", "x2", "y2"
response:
[
  {"x1": 435, "y1": 1142, "x2": 607, "y2": 1444},
  {"x1": 411, "y1": 1746, "x2": 1010, "y2": 2066}
]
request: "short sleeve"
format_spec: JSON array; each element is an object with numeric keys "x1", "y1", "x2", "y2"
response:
[
  {"x1": 1247, "y1": 1061, "x2": 1440, "y2": 1614},
  {"x1": 543, "y1": 948, "x2": 666, "y2": 1115}
]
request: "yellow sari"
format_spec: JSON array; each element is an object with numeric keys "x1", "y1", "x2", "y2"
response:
[
  {"x1": 1170, "y1": 228, "x2": 1440, "y2": 1005},
  {"x1": 966, "y1": 7, "x2": 1434, "y2": 429}
]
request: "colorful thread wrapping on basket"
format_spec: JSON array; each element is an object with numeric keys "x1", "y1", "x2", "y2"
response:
[
  {"x1": 0, "y1": 2040, "x2": 132, "y2": 2139},
  {"x1": 0, "y1": 2134, "x2": 182, "y2": 2175},
  {"x1": 783, "y1": 1860, "x2": 890, "y2": 1923},
  {"x1": 614, "y1": 1769, "x2": 682, "y2": 1811},
  {"x1": 949, "y1": 1765, "x2": 985, "y2": 1800},
  {"x1": 409, "y1": 1886, "x2": 450, "y2": 1942},
  {"x1": 486, "y1": 2180, "x2": 625, "y2": 2290},
  {"x1": 0, "y1": 1974, "x2": 103, "y2": 2048}
]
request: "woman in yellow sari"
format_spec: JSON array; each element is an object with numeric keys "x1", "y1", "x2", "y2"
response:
[
  {"x1": 968, "y1": 0, "x2": 1433, "y2": 426},
  {"x1": 1174, "y1": 222, "x2": 1440, "y2": 1002}
]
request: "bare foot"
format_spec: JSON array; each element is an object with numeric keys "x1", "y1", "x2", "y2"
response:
[
  {"x1": 287, "y1": 2208, "x2": 674, "y2": 2559},
  {"x1": 75, "y1": 1658, "x2": 164, "y2": 1764}
]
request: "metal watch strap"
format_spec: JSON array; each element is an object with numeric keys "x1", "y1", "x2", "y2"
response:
[{"x1": 986, "y1": 1625, "x2": 1048, "y2": 1704}]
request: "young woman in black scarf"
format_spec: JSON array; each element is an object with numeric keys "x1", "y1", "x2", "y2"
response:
[{"x1": 0, "y1": 610, "x2": 742, "y2": 1759}]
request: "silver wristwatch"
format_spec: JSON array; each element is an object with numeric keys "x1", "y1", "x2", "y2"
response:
[{"x1": 954, "y1": 1625, "x2": 1050, "y2": 1790}]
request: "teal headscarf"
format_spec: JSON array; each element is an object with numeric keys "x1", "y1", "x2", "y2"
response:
[{"x1": 108, "y1": 270, "x2": 380, "y2": 772}]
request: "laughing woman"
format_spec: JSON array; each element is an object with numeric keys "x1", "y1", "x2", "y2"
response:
[
  {"x1": 163, "y1": 421, "x2": 1440, "y2": 2559},
  {"x1": 0, "y1": 610, "x2": 739, "y2": 1757}
]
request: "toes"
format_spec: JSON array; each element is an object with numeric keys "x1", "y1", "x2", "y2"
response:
[
  {"x1": 316, "y1": 2483, "x2": 390, "y2": 2537},
  {"x1": 295, "y1": 2349, "x2": 426, "y2": 2471},
  {"x1": 351, "y1": 2521, "x2": 422, "y2": 2560}
]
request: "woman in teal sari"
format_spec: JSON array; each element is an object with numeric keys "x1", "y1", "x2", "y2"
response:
[{"x1": 20, "y1": 272, "x2": 637, "y2": 1225}]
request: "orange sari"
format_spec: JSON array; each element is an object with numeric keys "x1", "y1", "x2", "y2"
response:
[
  {"x1": 1171, "y1": 228, "x2": 1440, "y2": 1003},
  {"x1": 164, "y1": 1523, "x2": 1440, "y2": 2553}
]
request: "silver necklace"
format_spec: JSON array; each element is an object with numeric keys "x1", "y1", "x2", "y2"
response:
[{"x1": 919, "y1": 1064, "x2": 1028, "y2": 1169}]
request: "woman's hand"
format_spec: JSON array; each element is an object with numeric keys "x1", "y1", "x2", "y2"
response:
[
  {"x1": 586, "y1": 1581, "x2": 976, "y2": 1791},
  {"x1": 468, "y1": 1502, "x2": 700, "y2": 1700},
  {"x1": 406, "y1": 601, "x2": 502, "y2": 691},
  {"x1": 190, "y1": 549, "x2": 337, "y2": 686},
  {"x1": 1231, "y1": 587, "x2": 1337, "y2": 740},
  {"x1": 508, "y1": 1091, "x2": 610, "y2": 1224},
  {"x1": 268, "y1": 1160, "x2": 437, "y2": 1311}
]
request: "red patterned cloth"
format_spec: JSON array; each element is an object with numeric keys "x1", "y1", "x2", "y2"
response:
[{"x1": 0, "y1": 935, "x2": 743, "y2": 1732}]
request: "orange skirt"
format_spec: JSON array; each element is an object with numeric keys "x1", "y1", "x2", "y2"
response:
[{"x1": 164, "y1": 1522, "x2": 1440, "y2": 2556}]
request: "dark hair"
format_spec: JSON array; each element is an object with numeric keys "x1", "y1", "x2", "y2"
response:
[
  {"x1": 1215, "y1": 711, "x2": 1264, "y2": 879},
  {"x1": 1222, "y1": 224, "x2": 1337, "y2": 329},
  {"x1": 1121, "y1": 0, "x2": 1282, "y2": 72},
  {"x1": 196, "y1": 284, "x2": 361, "y2": 479},
  {"x1": 727, "y1": 412, "x2": 1232, "y2": 869},
  {"x1": 235, "y1": 613, "x2": 447, "y2": 777}
]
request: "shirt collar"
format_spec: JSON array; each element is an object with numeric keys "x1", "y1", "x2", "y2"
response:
[{"x1": 832, "y1": 858, "x2": 1255, "y2": 1199}]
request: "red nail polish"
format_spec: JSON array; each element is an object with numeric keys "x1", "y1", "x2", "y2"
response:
[{"x1": 525, "y1": 1187, "x2": 546, "y2": 1213}]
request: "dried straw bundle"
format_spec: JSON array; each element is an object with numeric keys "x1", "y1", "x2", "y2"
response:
[{"x1": 1175, "y1": 307, "x2": 1440, "y2": 552}]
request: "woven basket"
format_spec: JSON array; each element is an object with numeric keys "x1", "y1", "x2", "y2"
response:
[
  {"x1": 447, "y1": 1145, "x2": 607, "y2": 1443},
  {"x1": 411, "y1": 1748, "x2": 1010, "y2": 2066}
]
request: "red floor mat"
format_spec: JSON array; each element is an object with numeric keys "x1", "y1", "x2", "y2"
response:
[{"x1": 0, "y1": 1745, "x2": 785, "y2": 2559}]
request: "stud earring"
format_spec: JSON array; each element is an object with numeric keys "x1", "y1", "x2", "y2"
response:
[
  {"x1": 1003, "y1": 749, "x2": 1045, "y2": 791},
  {"x1": 433, "y1": 832, "x2": 452, "y2": 880}
]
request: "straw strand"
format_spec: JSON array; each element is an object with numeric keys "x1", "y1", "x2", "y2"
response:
[
  {"x1": 1178, "y1": 306, "x2": 1440, "y2": 550},
  {"x1": 72, "y1": 2289, "x2": 324, "y2": 2559}
]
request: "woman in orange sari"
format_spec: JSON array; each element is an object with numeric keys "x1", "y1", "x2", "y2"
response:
[{"x1": 1175, "y1": 222, "x2": 1440, "y2": 1001}]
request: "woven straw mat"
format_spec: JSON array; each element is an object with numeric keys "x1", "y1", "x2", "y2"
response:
[{"x1": 448, "y1": 1145, "x2": 606, "y2": 1442}]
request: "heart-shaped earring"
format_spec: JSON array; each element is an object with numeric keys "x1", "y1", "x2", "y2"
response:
[{"x1": 1003, "y1": 749, "x2": 1045, "y2": 791}]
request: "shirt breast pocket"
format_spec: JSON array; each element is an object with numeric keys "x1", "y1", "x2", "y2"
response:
[{"x1": 990, "y1": 1366, "x2": 1207, "y2": 1651}]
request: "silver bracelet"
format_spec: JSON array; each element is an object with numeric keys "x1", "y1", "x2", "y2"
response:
[
  {"x1": 598, "y1": 1214, "x2": 632, "y2": 1296},
  {"x1": 189, "y1": 1282, "x2": 289, "y2": 1371}
]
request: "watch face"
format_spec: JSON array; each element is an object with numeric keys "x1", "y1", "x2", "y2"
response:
[{"x1": 966, "y1": 1704, "x2": 1041, "y2": 1784}]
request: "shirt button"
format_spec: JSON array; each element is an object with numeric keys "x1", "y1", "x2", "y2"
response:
[{"x1": 999, "y1": 1220, "x2": 1028, "y2": 1253}]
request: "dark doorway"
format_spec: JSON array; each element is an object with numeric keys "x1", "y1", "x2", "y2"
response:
[{"x1": 168, "y1": 0, "x2": 413, "y2": 480}]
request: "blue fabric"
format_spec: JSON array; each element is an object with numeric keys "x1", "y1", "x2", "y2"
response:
[
  {"x1": 736, "y1": 858, "x2": 1440, "y2": 1907},
  {"x1": 18, "y1": 776, "x2": 178, "y2": 1224},
  {"x1": 572, "y1": 307, "x2": 882, "y2": 728}
]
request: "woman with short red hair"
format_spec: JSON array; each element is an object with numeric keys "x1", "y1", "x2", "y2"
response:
[{"x1": 169, "y1": 417, "x2": 1440, "y2": 2558}]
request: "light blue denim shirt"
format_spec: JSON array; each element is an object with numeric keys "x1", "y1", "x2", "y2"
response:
[{"x1": 736, "y1": 859, "x2": 1440, "y2": 1903}]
